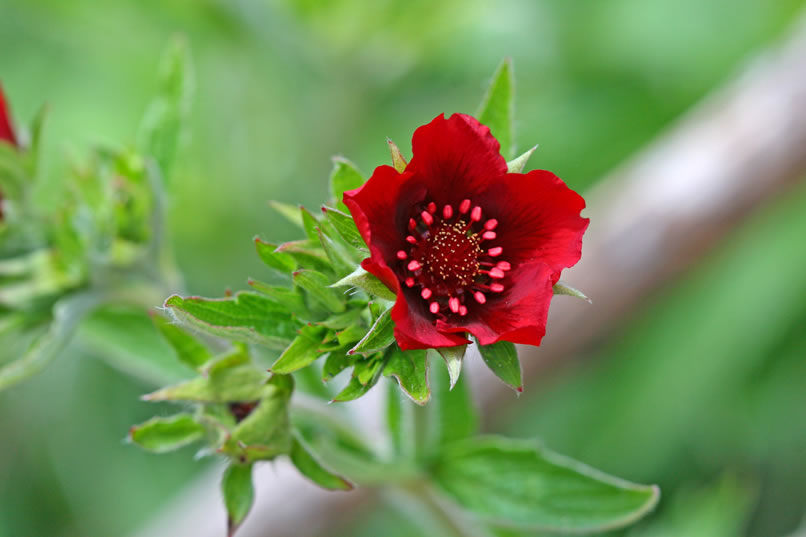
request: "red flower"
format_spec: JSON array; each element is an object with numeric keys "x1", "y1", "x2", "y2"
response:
[
  {"x1": 344, "y1": 113, "x2": 588, "y2": 350},
  {"x1": 0, "y1": 84, "x2": 17, "y2": 147}
]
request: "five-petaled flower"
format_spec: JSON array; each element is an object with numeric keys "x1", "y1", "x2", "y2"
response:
[
  {"x1": 0, "y1": 83, "x2": 18, "y2": 221},
  {"x1": 344, "y1": 113, "x2": 588, "y2": 351}
]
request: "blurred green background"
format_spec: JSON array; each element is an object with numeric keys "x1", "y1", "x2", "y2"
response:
[{"x1": 2, "y1": 0, "x2": 806, "y2": 536}]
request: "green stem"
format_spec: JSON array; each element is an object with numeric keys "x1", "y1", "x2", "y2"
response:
[{"x1": 391, "y1": 481, "x2": 494, "y2": 537}]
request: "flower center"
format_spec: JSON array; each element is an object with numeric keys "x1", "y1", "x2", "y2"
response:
[{"x1": 396, "y1": 198, "x2": 510, "y2": 317}]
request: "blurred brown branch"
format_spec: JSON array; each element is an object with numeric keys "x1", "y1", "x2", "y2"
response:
[{"x1": 131, "y1": 9, "x2": 806, "y2": 537}]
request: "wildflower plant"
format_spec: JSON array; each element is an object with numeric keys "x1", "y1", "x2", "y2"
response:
[{"x1": 0, "y1": 47, "x2": 659, "y2": 536}]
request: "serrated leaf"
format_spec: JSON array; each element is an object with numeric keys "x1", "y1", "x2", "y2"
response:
[
  {"x1": 290, "y1": 434, "x2": 353, "y2": 490},
  {"x1": 270, "y1": 325, "x2": 327, "y2": 374},
  {"x1": 332, "y1": 266, "x2": 396, "y2": 301},
  {"x1": 254, "y1": 238, "x2": 297, "y2": 274},
  {"x1": 553, "y1": 280, "x2": 592, "y2": 303},
  {"x1": 219, "y1": 375, "x2": 293, "y2": 462},
  {"x1": 293, "y1": 270, "x2": 345, "y2": 313},
  {"x1": 384, "y1": 348, "x2": 429, "y2": 404},
  {"x1": 330, "y1": 157, "x2": 365, "y2": 212},
  {"x1": 321, "y1": 207, "x2": 367, "y2": 251},
  {"x1": 506, "y1": 145, "x2": 538, "y2": 173},
  {"x1": 477, "y1": 58, "x2": 515, "y2": 159},
  {"x1": 433, "y1": 436, "x2": 660, "y2": 532},
  {"x1": 164, "y1": 293, "x2": 299, "y2": 349},
  {"x1": 221, "y1": 462, "x2": 254, "y2": 537},
  {"x1": 437, "y1": 344, "x2": 467, "y2": 389},
  {"x1": 152, "y1": 312, "x2": 211, "y2": 370},
  {"x1": 387, "y1": 138, "x2": 408, "y2": 173},
  {"x1": 316, "y1": 307, "x2": 363, "y2": 329},
  {"x1": 477, "y1": 339, "x2": 522, "y2": 392},
  {"x1": 349, "y1": 308, "x2": 394, "y2": 355},
  {"x1": 335, "y1": 324, "x2": 366, "y2": 348},
  {"x1": 129, "y1": 414, "x2": 204, "y2": 453},
  {"x1": 137, "y1": 38, "x2": 194, "y2": 177}
]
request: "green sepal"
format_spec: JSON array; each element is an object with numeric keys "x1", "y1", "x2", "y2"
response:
[
  {"x1": 437, "y1": 344, "x2": 467, "y2": 390},
  {"x1": 164, "y1": 293, "x2": 299, "y2": 349},
  {"x1": 293, "y1": 270, "x2": 345, "y2": 313},
  {"x1": 128, "y1": 413, "x2": 205, "y2": 453},
  {"x1": 270, "y1": 324, "x2": 328, "y2": 374},
  {"x1": 332, "y1": 357, "x2": 384, "y2": 402},
  {"x1": 300, "y1": 206, "x2": 320, "y2": 241},
  {"x1": 317, "y1": 228, "x2": 354, "y2": 277},
  {"x1": 254, "y1": 237, "x2": 297, "y2": 274},
  {"x1": 221, "y1": 462, "x2": 255, "y2": 537},
  {"x1": 321, "y1": 207, "x2": 367, "y2": 251},
  {"x1": 387, "y1": 138, "x2": 408, "y2": 173},
  {"x1": 316, "y1": 308, "x2": 364, "y2": 330},
  {"x1": 476, "y1": 339, "x2": 523, "y2": 393},
  {"x1": 332, "y1": 266, "x2": 396, "y2": 301},
  {"x1": 433, "y1": 436, "x2": 660, "y2": 532},
  {"x1": 290, "y1": 434, "x2": 354, "y2": 490},
  {"x1": 553, "y1": 280, "x2": 592, "y2": 303},
  {"x1": 383, "y1": 347, "x2": 429, "y2": 404},
  {"x1": 329, "y1": 157, "x2": 365, "y2": 212},
  {"x1": 275, "y1": 241, "x2": 332, "y2": 273},
  {"x1": 507, "y1": 145, "x2": 538, "y2": 173},
  {"x1": 477, "y1": 57, "x2": 515, "y2": 159},
  {"x1": 349, "y1": 307, "x2": 394, "y2": 355},
  {"x1": 151, "y1": 312, "x2": 211, "y2": 370},
  {"x1": 142, "y1": 364, "x2": 268, "y2": 404},
  {"x1": 219, "y1": 375, "x2": 294, "y2": 463}
]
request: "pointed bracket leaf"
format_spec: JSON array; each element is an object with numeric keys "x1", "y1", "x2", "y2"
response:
[
  {"x1": 332, "y1": 266, "x2": 396, "y2": 301},
  {"x1": 221, "y1": 462, "x2": 255, "y2": 537},
  {"x1": 290, "y1": 434, "x2": 354, "y2": 490},
  {"x1": 476, "y1": 339, "x2": 523, "y2": 393},
  {"x1": 507, "y1": 145, "x2": 538, "y2": 173},
  {"x1": 384, "y1": 348, "x2": 429, "y2": 404},
  {"x1": 437, "y1": 344, "x2": 467, "y2": 390},
  {"x1": 477, "y1": 57, "x2": 515, "y2": 159},
  {"x1": 349, "y1": 308, "x2": 394, "y2": 355},
  {"x1": 553, "y1": 280, "x2": 592, "y2": 303},
  {"x1": 128, "y1": 413, "x2": 205, "y2": 453},
  {"x1": 387, "y1": 138, "x2": 408, "y2": 172}
]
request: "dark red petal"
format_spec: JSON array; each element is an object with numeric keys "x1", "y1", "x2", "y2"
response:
[
  {"x1": 436, "y1": 261, "x2": 554, "y2": 346},
  {"x1": 480, "y1": 170, "x2": 588, "y2": 280},
  {"x1": 0, "y1": 85, "x2": 17, "y2": 147},
  {"x1": 391, "y1": 290, "x2": 471, "y2": 350},
  {"x1": 406, "y1": 113, "x2": 507, "y2": 207}
]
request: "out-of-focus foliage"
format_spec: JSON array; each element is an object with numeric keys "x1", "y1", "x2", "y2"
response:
[{"x1": 1, "y1": 0, "x2": 806, "y2": 536}]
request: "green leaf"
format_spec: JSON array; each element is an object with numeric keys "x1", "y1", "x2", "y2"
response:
[
  {"x1": 221, "y1": 462, "x2": 254, "y2": 537},
  {"x1": 317, "y1": 228, "x2": 354, "y2": 277},
  {"x1": 329, "y1": 157, "x2": 365, "y2": 212},
  {"x1": 268, "y1": 200, "x2": 304, "y2": 228},
  {"x1": 384, "y1": 348, "x2": 429, "y2": 404},
  {"x1": 321, "y1": 206, "x2": 367, "y2": 251},
  {"x1": 332, "y1": 358, "x2": 384, "y2": 403},
  {"x1": 437, "y1": 344, "x2": 467, "y2": 390},
  {"x1": 137, "y1": 37, "x2": 194, "y2": 177},
  {"x1": 322, "y1": 350, "x2": 351, "y2": 381},
  {"x1": 254, "y1": 238, "x2": 297, "y2": 274},
  {"x1": 247, "y1": 279, "x2": 308, "y2": 316},
  {"x1": 151, "y1": 312, "x2": 211, "y2": 370},
  {"x1": 332, "y1": 266, "x2": 396, "y2": 301},
  {"x1": 271, "y1": 325, "x2": 327, "y2": 374},
  {"x1": 430, "y1": 356, "x2": 478, "y2": 446},
  {"x1": 293, "y1": 270, "x2": 345, "y2": 313},
  {"x1": 387, "y1": 138, "x2": 408, "y2": 173},
  {"x1": 290, "y1": 434, "x2": 353, "y2": 490},
  {"x1": 143, "y1": 364, "x2": 268, "y2": 403},
  {"x1": 220, "y1": 375, "x2": 294, "y2": 462},
  {"x1": 300, "y1": 206, "x2": 320, "y2": 241},
  {"x1": 434, "y1": 436, "x2": 660, "y2": 532},
  {"x1": 477, "y1": 339, "x2": 522, "y2": 392},
  {"x1": 128, "y1": 414, "x2": 204, "y2": 453},
  {"x1": 506, "y1": 145, "x2": 538, "y2": 173},
  {"x1": 276, "y1": 241, "x2": 332, "y2": 273},
  {"x1": 477, "y1": 57, "x2": 515, "y2": 159},
  {"x1": 553, "y1": 280, "x2": 592, "y2": 303},
  {"x1": 349, "y1": 308, "x2": 395, "y2": 355},
  {"x1": 164, "y1": 292, "x2": 299, "y2": 349}
]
